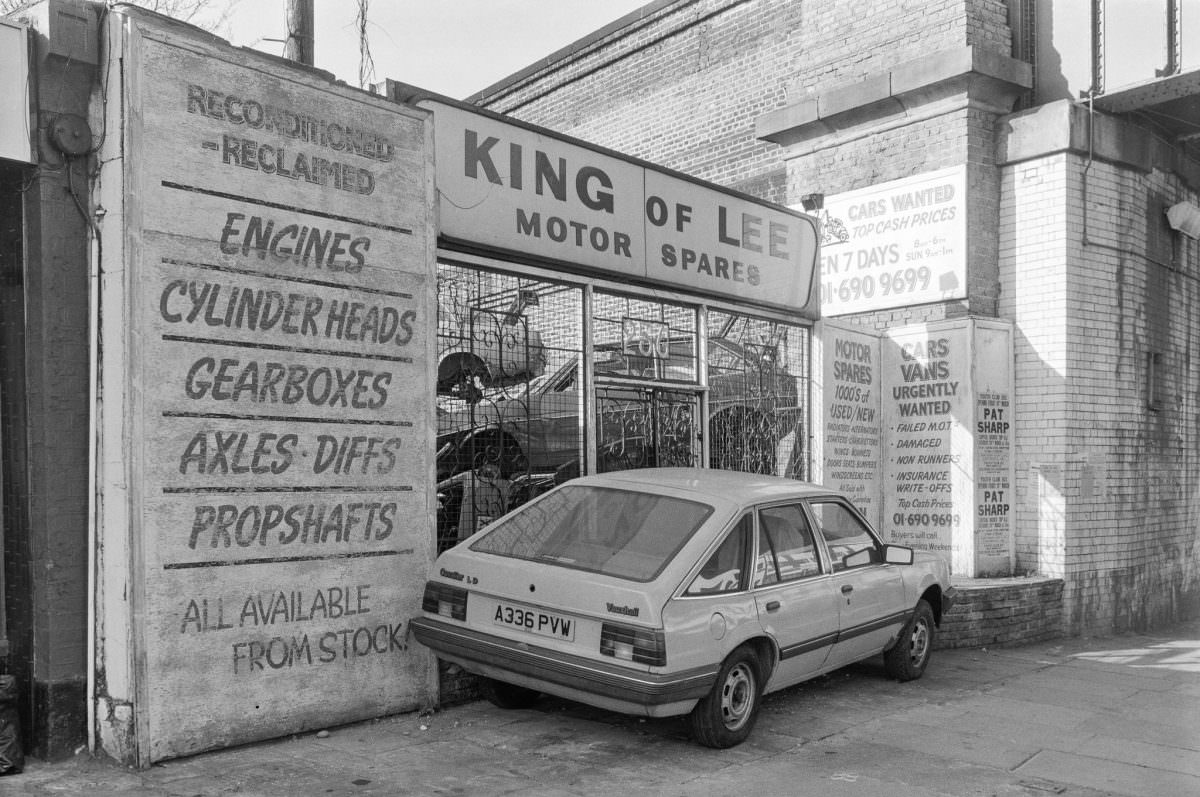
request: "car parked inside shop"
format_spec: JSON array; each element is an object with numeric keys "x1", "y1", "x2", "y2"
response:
[{"x1": 411, "y1": 468, "x2": 955, "y2": 748}]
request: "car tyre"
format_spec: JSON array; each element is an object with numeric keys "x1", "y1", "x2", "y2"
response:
[
  {"x1": 884, "y1": 599, "x2": 935, "y2": 681},
  {"x1": 688, "y1": 647, "x2": 762, "y2": 748},
  {"x1": 480, "y1": 677, "x2": 540, "y2": 709}
]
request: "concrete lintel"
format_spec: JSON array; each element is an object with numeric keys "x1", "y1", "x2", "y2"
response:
[
  {"x1": 757, "y1": 46, "x2": 1032, "y2": 148},
  {"x1": 998, "y1": 99, "x2": 1153, "y2": 171},
  {"x1": 818, "y1": 72, "x2": 893, "y2": 119},
  {"x1": 999, "y1": 99, "x2": 1200, "y2": 191},
  {"x1": 891, "y1": 46, "x2": 1031, "y2": 98}
]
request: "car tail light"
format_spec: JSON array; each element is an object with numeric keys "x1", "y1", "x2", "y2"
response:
[
  {"x1": 600, "y1": 622, "x2": 666, "y2": 666},
  {"x1": 422, "y1": 582, "x2": 468, "y2": 621}
]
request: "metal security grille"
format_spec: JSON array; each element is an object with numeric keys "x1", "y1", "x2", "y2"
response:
[
  {"x1": 434, "y1": 266, "x2": 812, "y2": 552},
  {"x1": 595, "y1": 386, "x2": 699, "y2": 473},
  {"x1": 435, "y1": 262, "x2": 583, "y2": 553},
  {"x1": 705, "y1": 310, "x2": 809, "y2": 481},
  {"x1": 591, "y1": 291, "x2": 700, "y2": 474}
]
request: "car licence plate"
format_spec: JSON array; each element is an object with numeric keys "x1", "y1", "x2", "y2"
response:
[{"x1": 492, "y1": 601, "x2": 576, "y2": 641}]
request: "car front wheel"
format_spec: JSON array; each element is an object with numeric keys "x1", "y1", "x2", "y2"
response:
[
  {"x1": 688, "y1": 647, "x2": 763, "y2": 748},
  {"x1": 884, "y1": 599, "x2": 935, "y2": 681}
]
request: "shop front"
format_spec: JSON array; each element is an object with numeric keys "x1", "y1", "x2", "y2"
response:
[
  {"x1": 3, "y1": 3, "x2": 821, "y2": 764},
  {"x1": 394, "y1": 91, "x2": 822, "y2": 553}
]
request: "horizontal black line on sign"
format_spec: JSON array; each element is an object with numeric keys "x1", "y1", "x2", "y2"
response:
[
  {"x1": 162, "y1": 410, "x2": 413, "y2": 427},
  {"x1": 161, "y1": 180, "x2": 414, "y2": 235},
  {"x1": 161, "y1": 333, "x2": 414, "y2": 364},
  {"x1": 161, "y1": 257, "x2": 414, "y2": 300},
  {"x1": 164, "y1": 548, "x2": 415, "y2": 570},
  {"x1": 162, "y1": 485, "x2": 414, "y2": 494}
]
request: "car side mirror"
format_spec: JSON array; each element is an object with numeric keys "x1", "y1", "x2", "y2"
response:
[{"x1": 882, "y1": 545, "x2": 914, "y2": 565}]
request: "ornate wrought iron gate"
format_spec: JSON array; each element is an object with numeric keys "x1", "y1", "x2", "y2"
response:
[{"x1": 595, "y1": 385, "x2": 699, "y2": 473}]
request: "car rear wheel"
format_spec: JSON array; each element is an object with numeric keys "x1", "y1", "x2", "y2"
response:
[
  {"x1": 480, "y1": 678, "x2": 541, "y2": 709},
  {"x1": 884, "y1": 599, "x2": 935, "y2": 681},
  {"x1": 687, "y1": 647, "x2": 762, "y2": 748}
]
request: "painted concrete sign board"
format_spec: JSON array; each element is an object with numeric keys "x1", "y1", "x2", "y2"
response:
[
  {"x1": 816, "y1": 166, "x2": 966, "y2": 317},
  {"x1": 815, "y1": 321, "x2": 883, "y2": 531},
  {"x1": 99, "y1": 11, "x2": 436, "y2": 764},
  {"x1": 423, "y1": 99, "x2": 820, "y2": 318},
  {"x1": 0, "y1": 21, "x2": 33, "y2": 164},
  {"x1": 881, "y1": 320, "x2": 1013, "y2": 576}
]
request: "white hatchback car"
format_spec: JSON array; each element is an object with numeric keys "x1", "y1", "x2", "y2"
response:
[{"x1": 411, "y1": 468, "x2": 956, "y2": 747}]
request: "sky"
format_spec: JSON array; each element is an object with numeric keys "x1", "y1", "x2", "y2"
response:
[{"x1": 211, "y1": 0, "x2": 651, "y2": 99}]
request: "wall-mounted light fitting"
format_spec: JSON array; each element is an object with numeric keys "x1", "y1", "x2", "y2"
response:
[{"x1": 1165, "y1": 201, "x2": 1200, "y2": 238}]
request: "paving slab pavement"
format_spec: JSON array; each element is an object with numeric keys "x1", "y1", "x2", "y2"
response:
[{"x1": 5, "y1": 619, "x2": 1199, "y2": 796}]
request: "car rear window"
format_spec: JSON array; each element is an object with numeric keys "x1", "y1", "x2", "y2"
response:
[{"x1": 469, "y1": 485, "x2": 713, "y2": 582}]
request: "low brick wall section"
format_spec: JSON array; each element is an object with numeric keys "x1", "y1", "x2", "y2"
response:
[{"x1": 937, "y1": 577, "x2": 1064, "y2": 649}]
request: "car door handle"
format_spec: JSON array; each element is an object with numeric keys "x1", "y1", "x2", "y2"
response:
[
  {"x1": 841, "y1": 585, "x2": 854, "y2": 595},
  {"x1": 765, "y1": 600, "x2": 781, "y2": 612}
]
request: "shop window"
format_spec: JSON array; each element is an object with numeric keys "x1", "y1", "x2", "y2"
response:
[
  {"x1": 435, "y1": 262, "x2": 584, "y2": 551},
  {"x1": 592, "y1": 291, "x2": 698, "y2": 382},
  {"x1": 434, "y1": 265, "x2": 814, "y2": 550},
  {"x1": 593, "y1": 292, "x2": 701, "y2": 473},
  {"x1": 706, "y1": 310, "x2": 809, "y2": 479}
]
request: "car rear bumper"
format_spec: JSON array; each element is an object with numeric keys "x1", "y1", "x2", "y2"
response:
[{"x1": 410, "y1": 615, "x2": 716, "y2": 714}]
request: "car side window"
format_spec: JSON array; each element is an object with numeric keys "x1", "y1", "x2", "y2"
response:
[
  {"x1": 753, "y1": 504, "x2": 820, "y2": 587},
  {"x1": 809, "y1": 501, "x2": 878, "y2": 571},
  {"x1": 686, "y1": 514, "x2": 751, "y2": 595}
]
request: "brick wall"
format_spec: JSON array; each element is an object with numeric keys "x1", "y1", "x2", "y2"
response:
[
  {"x1": 938, "y1": 577, "x2": 1064, "y2": 648},
  {"x1": 472, "y1": 0, "x2": 1200, "y2": 639},
  {"x1": 1000, "y1": 153, "x2": 1070, "y2": 577},
  {"x1": 476, "y1": 0, "x2": 1015, "y2": 322},
  {"x1": 477, "y1": 0, "x2": 1012, "y2": 201},
  {"x1": 1061, "y1": 156, "x2": 1200, "y2": 632},
  {"x1": 999, "y1": 128, "x2": 1200, "y2": 634}
]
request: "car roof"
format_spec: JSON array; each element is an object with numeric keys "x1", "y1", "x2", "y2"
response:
[{"x1": 565, "y1": 467, "x2": 837, "y2": 508}]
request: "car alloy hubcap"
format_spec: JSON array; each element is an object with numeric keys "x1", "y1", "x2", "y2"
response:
[
  {"x1": 720, "y1": 662, "x2": 755, "y2": 729},
  {"x1": 909, "y1": 618, "x2": 930, "y2": 666}
]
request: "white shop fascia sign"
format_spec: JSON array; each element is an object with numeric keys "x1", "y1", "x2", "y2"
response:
[
  {"x1": 811, "y1": 165, "x2": 967, "y2": 316},
  {"x1": 423, "y1": 99, "x2": 819, "y2": 319},
  {"x1": 0, "y1": 20, "x2": 33, "y2": 164}
]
